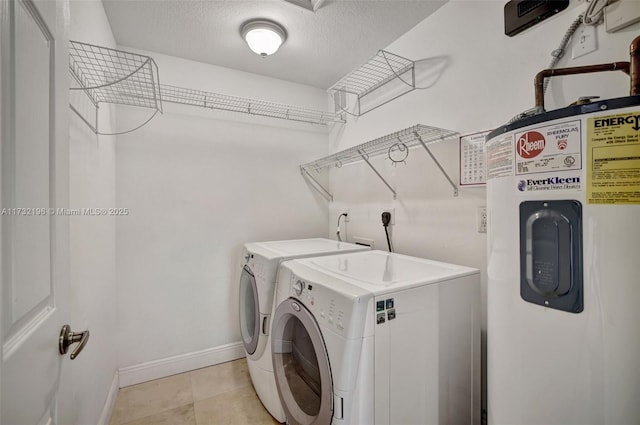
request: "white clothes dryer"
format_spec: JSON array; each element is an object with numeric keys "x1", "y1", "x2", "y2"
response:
[
  {"x1": 271, "y1": 250, "x2": 481, "y2": 425},
  {"x1": 239, "y1": 238, "x2": 369, "y2": 422}
]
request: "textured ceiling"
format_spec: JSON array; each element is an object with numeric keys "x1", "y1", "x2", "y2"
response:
[{"x1": 101, "y1": 0, "x2": 446, "y2": 89}]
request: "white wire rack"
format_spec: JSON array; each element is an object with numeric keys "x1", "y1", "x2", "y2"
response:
[
  {"x1": 300, "y1": 124, "x2": 459, "y2": 200},
  {"x1": 160, "y1": 84, "x2": 345, "y2": 125},
  {"x1": 69, "y1": 40, "x2": 344, "y2": 132},
  {"x1": 329, "y1": 50, "x2": 416, "y2": 116},
  {"x1": 69, "y1": 40, "x2": 162, "y2": 118}
]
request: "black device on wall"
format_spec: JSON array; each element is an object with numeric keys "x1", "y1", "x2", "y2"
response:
[{"x1": 504, "y1": 0, "x2": 570, "y2": 37}]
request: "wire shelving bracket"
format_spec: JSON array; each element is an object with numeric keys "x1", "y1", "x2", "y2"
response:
[
  {"x1": 300, "y1": 124, "x2": 459, "y2": 200},
  {"x1": 69, "y1": 40, "x2": 163, "y2": 134},
  {"x1": 328, "y1": 50, "x2": 416, "y2": 116},
  {"x1": 160, "y1": 84, "x2": 345, "y2": 126}
]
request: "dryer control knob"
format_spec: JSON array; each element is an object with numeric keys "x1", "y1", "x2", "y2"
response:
[{"x1": 293, "y1": 280, "x2": 305, "y2": 296}]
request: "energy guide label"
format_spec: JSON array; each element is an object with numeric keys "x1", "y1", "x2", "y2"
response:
[
  {"x1": 587, "y1": 111, "x2": 640, "y2": 204},
  {"x1": 515, "y1": 120, "x2": 581, "y2": 175}
]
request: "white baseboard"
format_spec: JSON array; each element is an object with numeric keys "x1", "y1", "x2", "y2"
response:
[
  {"x1": 118, "y1": 341, "x2": 245, "y2": 388},
  {"x1": 97, "y1": 371, "x2": 119, "y2": 425}
]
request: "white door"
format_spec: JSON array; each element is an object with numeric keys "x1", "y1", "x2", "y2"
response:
[{"x1": 1, "y1": 0, "x2": 76, "y2": 424}]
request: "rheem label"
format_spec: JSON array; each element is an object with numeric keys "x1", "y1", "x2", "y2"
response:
[
  {"x1": 517, "y1": 131, "x2": 546, "y2": 159},
  {"x1": 515, "y1": 120, "x2": 582, "y2": 175}
]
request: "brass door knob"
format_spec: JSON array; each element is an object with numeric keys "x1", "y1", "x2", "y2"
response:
[{"x1": 59, "y1": 324, "x2": 90, "y2": 360}]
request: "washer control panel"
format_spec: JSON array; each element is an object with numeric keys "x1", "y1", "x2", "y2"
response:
[
  {"x1": 293, "y1": 279, "x2": 305, "y2": 296},
  {"x1": 289, "y1": 273, "x2": 351, "y2": 337},
  {"x1": 243, "y1": 250, "x2": 275, "y2": 285}
]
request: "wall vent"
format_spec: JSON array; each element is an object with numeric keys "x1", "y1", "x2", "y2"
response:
[{"x1": 353, "y1": 236, "x2": 374, "y2": 248}]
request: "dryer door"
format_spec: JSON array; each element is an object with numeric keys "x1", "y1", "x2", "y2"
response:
[
  {"x1": 272, "y1": 298, "x2": 333, "y2": 425},
  {"x1": 239, "y1": 265, "x2": 260, "y2": 355}
]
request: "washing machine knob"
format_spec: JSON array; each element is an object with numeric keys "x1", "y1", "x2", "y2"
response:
[{"x1": 293, "y1": 280, "x2": 305, "y2": 296}]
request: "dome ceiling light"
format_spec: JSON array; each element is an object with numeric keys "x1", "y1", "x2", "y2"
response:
[{"x1": 241, "y1": 20, "x2": 287, "y2": 57}]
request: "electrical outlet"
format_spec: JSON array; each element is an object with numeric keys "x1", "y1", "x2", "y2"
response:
[
  {"x1": 477, "y1": 207, "x2": 487, "y2": 233},
  {"x1": 382, "y1": 208, "x2": 395, "y2": 225},
  {"x1": 572, "y1": 25, "x2": 597, "y2": 59},
  {"x1": 343, "y1": 209, "x2": 350, "y2": 222}
]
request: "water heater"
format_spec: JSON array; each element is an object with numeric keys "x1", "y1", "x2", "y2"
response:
[{"x1": 486, "y1": 36, "x2": 640, "y2": 424}]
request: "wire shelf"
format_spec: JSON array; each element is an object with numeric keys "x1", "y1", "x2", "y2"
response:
[
  {"x1": 69, "y1": 40, "x2": 162, "y2": 112},
  {"x1": 301, "y1": 124, "x2": 457, "y2": 172},
  {"x1": 300, "y1": 124, "x2": 459, "y2": 200},
  {"x1": 69, "y1": 40, "x2": 343, "y2": 132},
  {"x1": 328, "y1": 50, "x2": 416, "y2": 116},
  {"x1": 160, "y1": 84, "x2": 345, "y2": 125}
]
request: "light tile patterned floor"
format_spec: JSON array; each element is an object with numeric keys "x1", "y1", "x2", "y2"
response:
[{"x1": 109, "y1": 359, "x2": 281, "y2": 425}]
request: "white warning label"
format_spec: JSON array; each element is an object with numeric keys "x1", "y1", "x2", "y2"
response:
[
  {"x1": 486, "y1": 133, "x2": 514, "y2": 180},
  {"x1": 515, "y1": 120, "x2": 582, "y2": 175}
]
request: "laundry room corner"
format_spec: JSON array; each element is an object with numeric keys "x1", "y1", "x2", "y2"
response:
[
  {"x1": 68, "y1": 0, "x2": 119, "y2": 423},
  {"x1": 325, "y1": 0, "x2": 638, "y2": 420},
  {"x1": 4, "y1": 0, "x2": 639, "y2": 423},
  {"x1": 113, "y1": 49, "x2": 332, "y2": 372}
]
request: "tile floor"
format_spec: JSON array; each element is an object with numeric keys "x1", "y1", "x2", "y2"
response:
[{"x1": 109, "y1": 359, "x2": 280, "y2": 425}]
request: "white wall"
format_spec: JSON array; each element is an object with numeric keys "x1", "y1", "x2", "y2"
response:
[
  {"x1": 68, "y1": 1, "x2": 118, "y2": 423},
  {"x1": 327, "y1": 0, "x2": 639, "y2": 419},
  {"x1": 114, "y1": 50, "x2": 330, "y2": 369}
]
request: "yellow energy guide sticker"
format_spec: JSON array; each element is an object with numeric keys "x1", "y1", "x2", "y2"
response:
[{"x1": 587, "y1": 112, "x2": 640, "y2": 204}]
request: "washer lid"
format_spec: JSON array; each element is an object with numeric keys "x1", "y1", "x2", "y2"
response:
[
  {"x1": 301, "y1": 250, "x2": 478, "y2": 295},
  {"x1": 245, "y1": 238, "x2": 368, "y2": 260}
]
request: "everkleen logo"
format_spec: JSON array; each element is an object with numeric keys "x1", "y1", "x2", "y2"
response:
[
  {"x1": 518, "y1": 176, "x2": 581, "y2": 191},
  {"x1": 517, "y1": 131, "x2": 546, "y2": 159}
]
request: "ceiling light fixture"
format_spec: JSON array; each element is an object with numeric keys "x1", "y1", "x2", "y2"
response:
[{"x1": 241, "y1": 19, "x2": 287, "y2": 57}]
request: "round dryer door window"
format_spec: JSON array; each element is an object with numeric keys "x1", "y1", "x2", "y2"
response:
[
  {"x1": 239, "y1": 265, "x2": 260, "y2": 355},
  {"x1": 271, "y1": 298, "x2": 333, "y2": 425}
]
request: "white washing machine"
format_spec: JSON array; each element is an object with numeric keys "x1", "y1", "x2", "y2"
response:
[
  {"x1": 270, "y1": 250, "x2": 481, "y2": 425},
  {"x1": 239, "y1": 238, "x2": 370, "y2": 422}
]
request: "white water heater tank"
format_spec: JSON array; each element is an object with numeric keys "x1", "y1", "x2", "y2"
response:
[{"x1": 485, "y1": 96, "x2": 640, "y2": 424}]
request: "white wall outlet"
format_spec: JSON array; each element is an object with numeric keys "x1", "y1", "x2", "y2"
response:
[
  {"x1": 343, "y1": 209, "x2": 350, "y2": 222},
  {"x1": 477, "y1": 207, "x2": 487, "y2": 233},
  {"x1": 572, "y1": 25, "x2": 597, "y2": 59},
  {"x1": 382, "y1": 208, "x2": 395, "y2": 225}
]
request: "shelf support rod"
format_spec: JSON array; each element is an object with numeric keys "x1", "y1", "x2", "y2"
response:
[
  {"x1": 300, "y1": 166, "x2": 333, "y2": 202},
  {"x1": 69, "y1": 103, "x2": 98, "y2": 134},
  {"x1": 415, "y1": 133, "x2": 458, "y2": 196},
  {"x1": 358, "y1": 149, "x2": 397, "y2": 199}
]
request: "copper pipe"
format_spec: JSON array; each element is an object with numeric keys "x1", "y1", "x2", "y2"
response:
[
  {"x1": 534, "y1": 35, "x2": 640, "y2": 111},
  {"x1": 534, "y1": 62, "x2": 630, "y2": 110},
  {"x1": 631, "y1": 35, "x2": 640, "y2": 96}
]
